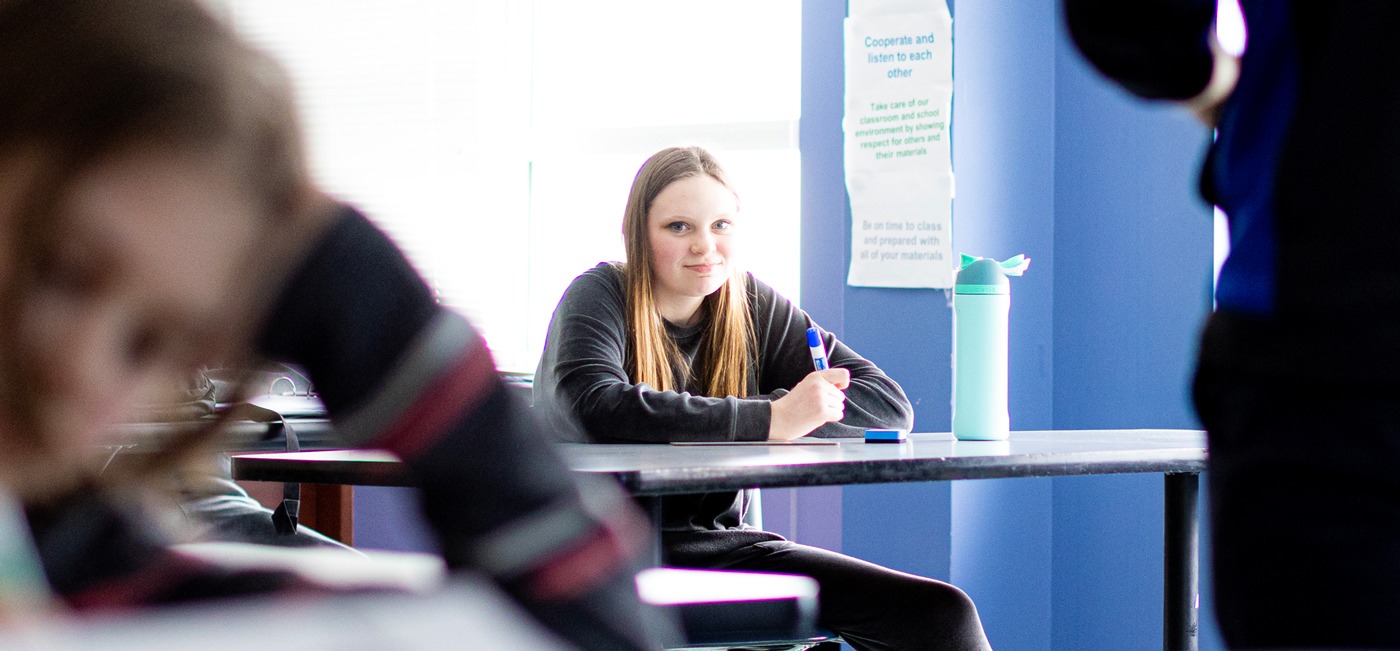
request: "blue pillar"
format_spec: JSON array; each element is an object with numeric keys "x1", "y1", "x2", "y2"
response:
[
  {"x1": 1049, "y1": 11, "x2": 1214, "y2": 649},
  {"x1": 800, "y1": 0, "x2": 1220, "y2": 649},
  {"x1": 944, "y1": 1, "x2": 1059, "y2": 649}
]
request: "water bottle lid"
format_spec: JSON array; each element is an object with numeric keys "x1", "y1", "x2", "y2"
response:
[{"x1": 954, "y1": 254, "x2": 1030, "y2": 294}]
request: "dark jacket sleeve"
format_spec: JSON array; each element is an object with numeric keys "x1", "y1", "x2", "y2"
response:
[
  {"x1": 747, "y1": 276, "x2": 914, "y2": 438},
  {"x1": 256, "y1": 207, "x2": 669, "y2": 651},
  {"x1": 28, "y1": 492, "x2": 313, "y2": 611},
  {"x1": 534, "y1": 265, "x2": 772, "y2": 443},
  {"x1": 1063, "y1": 0, "x2": 1217, "y2": 100}
]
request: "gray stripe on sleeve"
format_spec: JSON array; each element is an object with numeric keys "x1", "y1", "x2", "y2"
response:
[{"x1": 469, "y1": 485, "x2": 630, "y2": 577}]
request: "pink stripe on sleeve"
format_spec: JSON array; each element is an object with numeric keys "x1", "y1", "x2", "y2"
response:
[{"x1": 368, "y1": 347, "x2": 499, "y2": 460}]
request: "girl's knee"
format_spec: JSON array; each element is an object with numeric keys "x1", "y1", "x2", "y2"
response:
[
  {"x1": 924, "y1": 580, "x2": 976, "y2": 614},
  {"x1": 921, "y1": 582, "x2": 989, "y2": 647}
]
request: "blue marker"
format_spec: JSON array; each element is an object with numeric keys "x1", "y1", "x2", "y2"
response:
[{"x1": 806, "y1": 327, "x2": 829, "y2": 370}]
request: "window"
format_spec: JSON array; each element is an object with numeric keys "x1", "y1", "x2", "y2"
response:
[
  {"x1": 1212, "y1": 0, "x2": 1246, "y2": 294},
  {"x1": 214, "y1": 1, "x2": 802, "y2": 371}
]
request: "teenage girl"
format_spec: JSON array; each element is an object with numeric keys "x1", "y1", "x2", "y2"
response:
[{"x1": 535, "y1": 145, "x2": 994, "y2": 651}]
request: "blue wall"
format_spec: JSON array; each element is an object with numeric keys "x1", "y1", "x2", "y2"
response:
[
  {"x1": 794, "y1": 1, "x2": 1220, "y2": 650},
  {"x1": 1048, "y1": 7, "x2": 1214, "y2": 650}
]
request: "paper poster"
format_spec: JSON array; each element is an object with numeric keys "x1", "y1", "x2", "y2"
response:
[
  {"x1": 844, "y1": 5, "x2": 953, "y2": 288},
  {"x1": 848, "y1": 0, "x2": 937, "y2": 16}
]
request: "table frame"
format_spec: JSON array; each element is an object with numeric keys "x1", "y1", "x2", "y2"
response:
[{"x1": 233, "y1": 429, "x2": 1205, "y2": 651}]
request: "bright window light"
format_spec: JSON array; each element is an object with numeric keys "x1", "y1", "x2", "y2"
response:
[
  {"x1": 211, "y1": 1, "x2": 801, "y2": 372},
  {"x1": 1216, "y1": 0, "x2": 1247, "y2": 57},
  {"x1": 1211, "y1": 0, "x2": 1246, "y2": 303}
]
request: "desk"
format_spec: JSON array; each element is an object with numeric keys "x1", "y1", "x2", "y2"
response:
[
  {"x1": 0, "y1": 575, "x2": 570, "y2": 650},
  {"x1": 233, "y1": 429, "x2": 1206, "y2": 651},
  {"x1": 108, "y1": 417, "x2": 351, "y2": 542},
  {"x1": 110, "y1": 418, "x2": 338, "y2": 453}
]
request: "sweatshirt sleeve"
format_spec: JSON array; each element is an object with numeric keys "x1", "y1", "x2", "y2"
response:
[
  {"x1": 747, "y1": 275, "x2": 914, "y2": 438},
  {"x1": 1063, "y1": 0, "x2": 1217, "y2": 100},
  {"x1": 534, "y1": 267, "x2": 912, "y2": 443},
  {"x1": 255, "y1": 207, "x2": 670, "y2": 651},
  {"x1": 534, "y1": 265, "x2": 772, "y2": 444}
]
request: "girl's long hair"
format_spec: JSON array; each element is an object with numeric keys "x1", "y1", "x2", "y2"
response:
[
  {"x1": 621, "y1": 146, "x2": 753, "y2": 398},
  {"x1": 0, "y1": 0, "x2": 312, "y2": 494}
]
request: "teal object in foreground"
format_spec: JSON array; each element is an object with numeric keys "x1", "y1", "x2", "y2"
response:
[{"x1": 952, "y1": 254, "x2": 1030, "y2": 441}]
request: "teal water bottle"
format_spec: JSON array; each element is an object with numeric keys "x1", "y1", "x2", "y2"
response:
[
  {"x1": 952, "y1": 254, "x2": 1030, "y2": 441},
  {"x1": 0, "y1": 490, "x2": 52, "y2": 614}
]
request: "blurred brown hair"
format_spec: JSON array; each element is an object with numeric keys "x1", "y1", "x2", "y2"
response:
[{"x1": 0, "y1": 0, "x2": 311, "y2": 489}]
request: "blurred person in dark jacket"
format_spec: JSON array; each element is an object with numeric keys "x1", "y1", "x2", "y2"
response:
[{"x1": 1065, "y1": 2, "x2": 1400, "y2": 647}]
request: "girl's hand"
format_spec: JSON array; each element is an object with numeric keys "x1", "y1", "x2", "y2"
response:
[{"x1": 768, "y1": 368, "x2": 850, "y2": 441}]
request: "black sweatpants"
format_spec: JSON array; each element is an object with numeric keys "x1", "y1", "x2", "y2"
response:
[
  {"x1": 1195, "y1": 338, "x2": 1400, "y2": 648},
  {"x1": 668, "y1": 534, "x2": 991, "y2": 651}
]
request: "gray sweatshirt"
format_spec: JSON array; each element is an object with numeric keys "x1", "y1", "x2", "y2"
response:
[{"x1": 534, "y1": 263, "x2": 913, "y2": 560}]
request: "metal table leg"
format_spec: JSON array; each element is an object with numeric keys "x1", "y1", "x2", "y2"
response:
[
  {"x1": 1164, "y1": 472, "x2": 1200, "y2": 651},
  {"x1": 635, "y1": 495, "x2": 663, "y2": 567}
]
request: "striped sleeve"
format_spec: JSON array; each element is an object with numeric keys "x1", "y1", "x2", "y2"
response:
[
  {"x1": 28, "y1": 493, "x2": 317, "y2": 612},
  {"x1": 255, "y1": 205, "x2": 666, "y2": 649},
  {"x1": 330, "y1": 311, "x2": 495, "y2": 457}
]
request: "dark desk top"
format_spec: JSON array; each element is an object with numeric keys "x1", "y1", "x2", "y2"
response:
[
  {"x1": 109, "y1": 418, "x2": 338, "y2": 453},
  {"x1": 231, "y1": 429, "x2": 1206, "y2": 493},
  {"x1": 109, "y1": 395, "x2": 337, "y2": 454},
  {"x1": 565, "y1": 429, "x2": 1204, "y2": 494}
]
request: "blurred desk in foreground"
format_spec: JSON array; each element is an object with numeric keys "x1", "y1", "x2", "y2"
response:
[
  {"x1": 0, "y1": 575, "x2": 568, "y2": 650},
  {"x1": 233, "y1": 430, "x2": 1207, "y2": 651}
]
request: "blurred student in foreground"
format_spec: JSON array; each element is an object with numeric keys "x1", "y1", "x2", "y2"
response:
[{"x1": 0, "y1": 0, "x2": 665, "y2": 647}]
